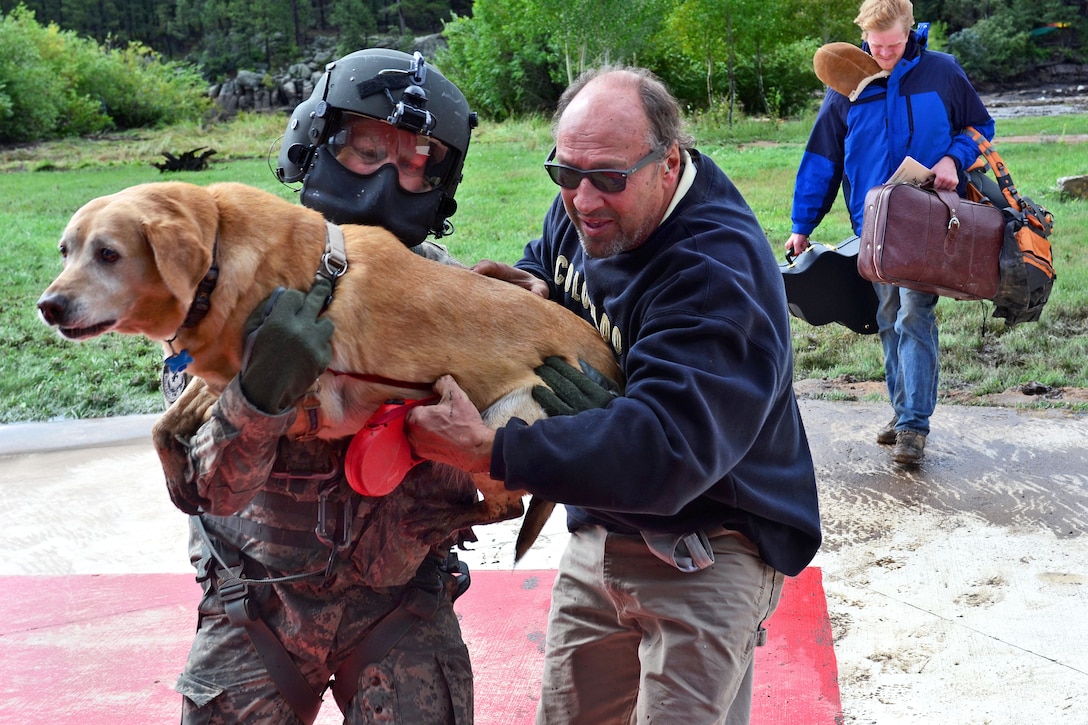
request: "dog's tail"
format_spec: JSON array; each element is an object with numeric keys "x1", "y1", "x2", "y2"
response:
[{"x1": 514, "y1": 496, "x2": 557, "y2": 563}]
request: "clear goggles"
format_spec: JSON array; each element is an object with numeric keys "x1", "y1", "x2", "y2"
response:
[{"x1": 328, "y1": 113, "x2": 452, "y2": 193}]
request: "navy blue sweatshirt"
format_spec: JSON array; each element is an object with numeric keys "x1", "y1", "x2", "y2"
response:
[{"x1": 492, "y1": 150, "x2": 821, "y2": 577}]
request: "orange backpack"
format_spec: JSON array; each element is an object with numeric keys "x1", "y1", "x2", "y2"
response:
[{"x1": 964, "y1": 127, "x2": 1056, "y2": 326}]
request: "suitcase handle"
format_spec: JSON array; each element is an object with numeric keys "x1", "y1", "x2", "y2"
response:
[{"x1": 933, "y1": 187, "x2": 962, "y2": 251}]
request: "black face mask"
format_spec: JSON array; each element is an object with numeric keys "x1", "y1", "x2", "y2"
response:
[{"x1": 299, "y1": 147, "x2": 450, "y2": 247}]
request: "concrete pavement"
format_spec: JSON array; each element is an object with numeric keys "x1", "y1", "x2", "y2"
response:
[{"x1": 1, "y1": 397, "x2": 1086, "y2": 724}]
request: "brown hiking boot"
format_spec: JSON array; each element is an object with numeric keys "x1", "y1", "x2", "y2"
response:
[
  {"x1": 876, "y1": 417, "x2": 898, "y2": 445},
  {"x1": 892, "y1": 430, "x2": 926, "y2": 464}
]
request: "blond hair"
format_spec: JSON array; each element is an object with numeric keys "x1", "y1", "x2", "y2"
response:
[{"x1": 854, "y1": 0, "x2": 914, "y2": 37}]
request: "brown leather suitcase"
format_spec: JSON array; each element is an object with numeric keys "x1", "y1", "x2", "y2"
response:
[{"x1": 859, "y1": 183, "x2": 1004, "y2": 300}]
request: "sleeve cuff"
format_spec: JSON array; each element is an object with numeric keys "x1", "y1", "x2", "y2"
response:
[{"x1": 489, "y1": 426, "x2": 508, "y2": 481}]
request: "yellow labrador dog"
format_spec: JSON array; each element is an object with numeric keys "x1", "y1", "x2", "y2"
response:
[{"x1": 37, "y1": 181, "x2": 621, "y2": 558}]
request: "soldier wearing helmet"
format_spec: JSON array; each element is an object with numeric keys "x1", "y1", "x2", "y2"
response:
[
  {"x1": 279, "y1": 48, "x2": 475, "y2": 248},
  {"x1": 164, "y1": 49, "x2": 479, "y2": 724}
]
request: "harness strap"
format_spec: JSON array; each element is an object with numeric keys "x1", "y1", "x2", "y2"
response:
[
  {"x1": 192, "y1": 515, "x2": 472, "y2": 720},
  {"x1": 209, "y1": 510, "x2": 335, "y2": 549},
  {"x1": 295, "y1": 223, "x2": 349, "y2": 440},
  {"x1": 192, "y1": 514, "x2": 324, "y2": 723},
  {"x1": 218, "y1": 569, "x2": 324, "y2": 722},
  {"x1": 325, "y1": 368, "x2": 437, "y2": 390},
  {"x1": 329, "y1": 550, "x2": 471, "y2": 714},
  {"x1": 302, "y1": 222, "x2": 443, "y2": 435},
  {"x1": 316, "y1": 222, "x2": 349, "y2": 288}
]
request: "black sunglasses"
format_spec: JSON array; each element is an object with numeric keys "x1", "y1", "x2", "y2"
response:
[{"x1": 544, "y1": 145, "x2": 667, "y2": 193}]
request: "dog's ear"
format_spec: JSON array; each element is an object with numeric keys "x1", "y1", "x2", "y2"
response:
[{"x1": 141, "y1": 185, "x2": 219, "y2": 304}]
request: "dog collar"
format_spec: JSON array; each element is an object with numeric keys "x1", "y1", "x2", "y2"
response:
[
  {"x1": 181, "y1": 234, "x2": 220, "y2": 329},
  {"x1": 161, "y1": 234, "x2": 219, "y2": 387}
]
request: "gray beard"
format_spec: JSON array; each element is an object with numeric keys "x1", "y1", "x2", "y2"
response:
[{"x1": 577, "y1": 216, "x2": 657, "y2": 258}]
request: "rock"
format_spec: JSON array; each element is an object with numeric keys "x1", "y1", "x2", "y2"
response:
[
  {"x1": 1058, "y1": 174, "x2": 1088, "y2": 200},
  {"x1": 206, "y1": 34, "x2": 452, "y2": 118},
  {"x1": 235, "y1": 70, "x2": 264, "y2": 91}
]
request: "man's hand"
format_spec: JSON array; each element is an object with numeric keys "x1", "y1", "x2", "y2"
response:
[
  {"x1": 785, "y1": 232, "x2": 811, "y2": 257},
  {"x1": 240, "y1": 278, "x2": 334, "y2": 414},
  {"x1": 533, "y1": 357, "x2": 619, "y2": 416},
  {"x1": 406, "y1": 375, "x2": 495, "y2": 474},
  {"x1": 930, "y1": 156, "x2": 959, "y2": 191},
  {"x1": 471, "y1": 259, "x2": 550, "y2": 299}
]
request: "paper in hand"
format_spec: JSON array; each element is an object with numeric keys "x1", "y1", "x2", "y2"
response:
[{"x1": 886, "y1": 156, "x2": 935, "y2": 186}]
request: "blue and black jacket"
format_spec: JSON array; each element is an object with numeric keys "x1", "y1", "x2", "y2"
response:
[{"x1": 791, "y1": 24, "x2": 995, "y2": 236}]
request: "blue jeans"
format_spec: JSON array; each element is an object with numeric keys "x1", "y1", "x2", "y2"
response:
[{"x1": 875, "y1": 282, "x2": 939, "y2": 436}]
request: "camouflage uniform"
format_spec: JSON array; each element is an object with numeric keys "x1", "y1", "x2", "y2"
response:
[{"x1": 164, "y1": 376, "x2": 477, "y2": 724}]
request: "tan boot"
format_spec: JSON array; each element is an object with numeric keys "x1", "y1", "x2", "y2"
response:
[
  {"x1": 876, "y1": 417, "x2": 898, "y2": 445},
  {"x1": 892, "y1": 430, "x2": 926, "y2": 464}
]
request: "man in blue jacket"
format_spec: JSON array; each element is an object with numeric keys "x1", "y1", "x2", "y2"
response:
[
  {"x1": 408, "y1": 65, "x2": 821, "y2": 724},
  {"x1": 786, "y1": 0, "x2": 994, "y2": 464}
]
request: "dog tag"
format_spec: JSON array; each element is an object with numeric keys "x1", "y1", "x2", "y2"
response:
[
  {"x1": 345, "y1": 397, "x2": 437, "y2": 497},
  {"x1": 161, "y1": 366, "x2": 190, "y2": 405},
  {"x1": 165, "y1": 348, "x2": 194, "y2": 373}
]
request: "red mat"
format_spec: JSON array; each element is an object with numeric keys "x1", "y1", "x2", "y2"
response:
[{"x1": 0, "y1": 568, "x2": 840, "y2": 724}]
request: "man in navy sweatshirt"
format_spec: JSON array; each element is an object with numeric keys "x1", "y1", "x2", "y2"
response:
[{"x1": 408, "y1": 65, "x2": 821, "y2": 725}]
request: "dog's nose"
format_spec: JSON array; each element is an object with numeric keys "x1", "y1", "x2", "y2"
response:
[{"x1": 37, "y1": 293, "x2": 68, "y2": 326}]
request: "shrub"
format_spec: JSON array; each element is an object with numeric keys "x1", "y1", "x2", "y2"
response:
[
  {"x1": 74, "y1": 43, "x2": 210, "y2": 130},
  {"x1": 0, "y1": 8, "x2": 79, "y2": 142},
  {"x1": 947, "y1": 15, "x2": 1043, "y2": 84},
  {"x1": 639, "y1": 47, "x2": 709, "y2": 112},
  {"x1": 0, "y1": 5, "x2": 209, "y2": 143}
]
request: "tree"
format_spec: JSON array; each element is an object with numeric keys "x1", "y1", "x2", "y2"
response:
[
  {"x1": 947, "y1": 14, "x2": 1042, "y2": 83},
  {"x1": 330, "y1": 0, "x2": 376, "y2": 55},
  {"x1": 666, "y1": 0, "x2": 732, "y2": 114},
  {"x1": 789, "y1": 0, "x2": 858, "y2": 44},
  {"x1": 533, "y1": 0, "x2": 674, "y2": 85},
  {"x1": 400, "y1": 0, "x2": 458, "y2": 34},
  {"x1": 437, "y1": 0, "x2": 558, "y2": 119}
]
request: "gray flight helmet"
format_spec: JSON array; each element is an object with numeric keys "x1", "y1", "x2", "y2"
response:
[{"x1": 277, "y1": 48, "x2": 477, "y2": 245}]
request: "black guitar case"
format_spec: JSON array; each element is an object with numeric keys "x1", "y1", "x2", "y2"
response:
[{"x1": 779, "y1": 236, "x2": 879, "y2": 334}]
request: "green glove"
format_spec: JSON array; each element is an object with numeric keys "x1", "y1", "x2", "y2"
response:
[
  {"x1": 532, "y1": 356, "x2": 620, "y2": 417},
  {"x1": 240, "y1": 278, "x2": 334, "y2": 414}
]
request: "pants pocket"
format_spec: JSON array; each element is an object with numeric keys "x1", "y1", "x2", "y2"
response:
[
  {"x1": 346, "y1": 645, "x2": 473, "y2": 725},
  {"x1": 176, "y1": 671, "x2": 226, "y2": 711}
]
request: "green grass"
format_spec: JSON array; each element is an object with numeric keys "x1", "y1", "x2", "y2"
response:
[{"x1": 3, "y1": 112, "x2": 1087, "y2": 422}]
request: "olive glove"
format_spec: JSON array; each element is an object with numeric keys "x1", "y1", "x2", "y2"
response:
[
  {"x1": 532, "y1": 356, "x2": 620, "y2": 417},
  {"x1": 240, "y1": 278, "x2": 335, "y2": 414}
]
